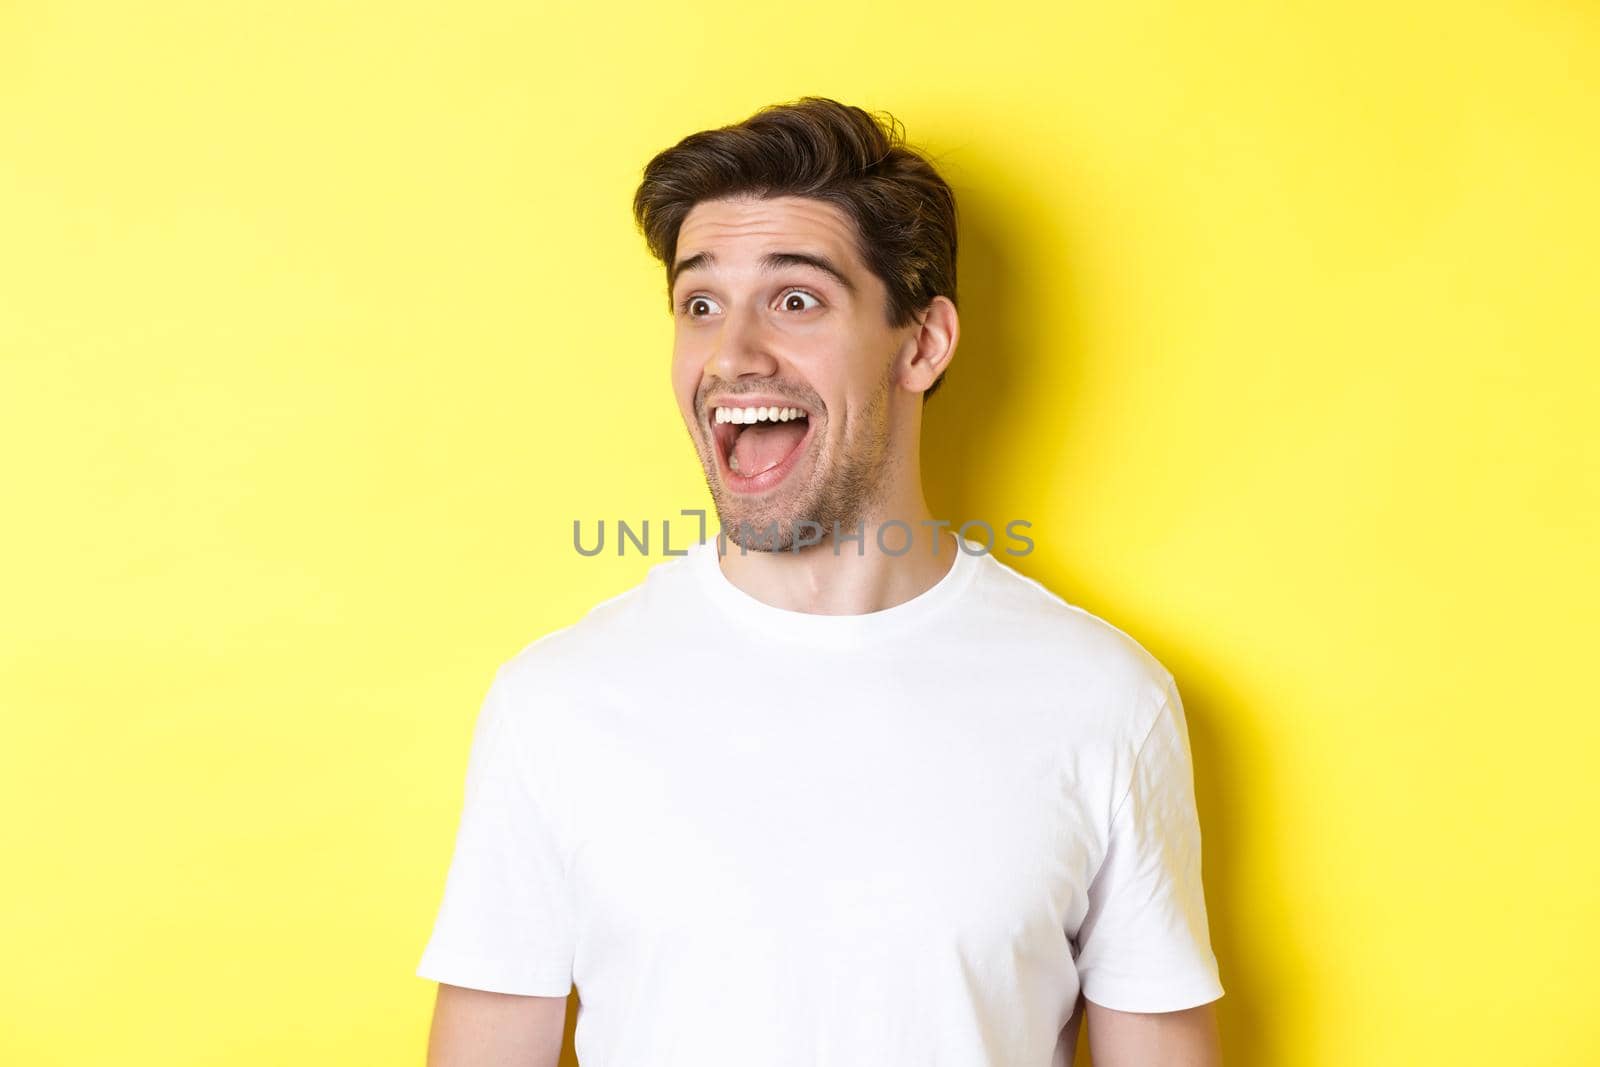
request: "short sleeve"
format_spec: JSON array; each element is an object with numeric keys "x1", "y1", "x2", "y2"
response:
[
  {"x1": 416, "y1": 667, "x2": 576, "y2": 996},
  {"x1": 1073, "y1": 679, "x2": 1224, "y2": 1012}
]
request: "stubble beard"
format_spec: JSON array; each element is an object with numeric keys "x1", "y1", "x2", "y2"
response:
[{"x1": 698, "y1": 367, "x2": 895, "y2": 554}]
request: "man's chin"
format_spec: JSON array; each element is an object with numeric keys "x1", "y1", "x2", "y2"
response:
[{"x1": 712, "y1": 509, "x2": 825, "y2": 553}]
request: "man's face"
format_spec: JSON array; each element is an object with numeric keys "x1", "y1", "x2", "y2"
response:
[{"x1": 670, "y1": 194, "x2": 914, "y2": 552}]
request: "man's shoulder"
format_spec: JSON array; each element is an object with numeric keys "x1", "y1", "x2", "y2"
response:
[
  {"x1": 967, "y1": 549, "x2": 1177, "y2": 722},
  {"x1": 495, "y1": 546, "x2": 703, "y2": 690}
]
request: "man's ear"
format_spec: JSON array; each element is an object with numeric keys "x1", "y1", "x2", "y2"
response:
[{"x1": 898, "y1": 295, "x2": 959, "y2": 395}]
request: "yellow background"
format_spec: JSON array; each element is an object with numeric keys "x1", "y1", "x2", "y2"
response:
[{"x1": 3, "y1": 2, "x2": 1596, "y2": 1063}]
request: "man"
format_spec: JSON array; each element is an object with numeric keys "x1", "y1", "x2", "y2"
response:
[{"x1": 418, "y1": 97, "x2": 1224, "y2": 1066}]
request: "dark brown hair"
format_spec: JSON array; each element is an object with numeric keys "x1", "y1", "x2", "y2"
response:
[{"x1": 632, "y1": 96, "x2": 959, "y2": 401}]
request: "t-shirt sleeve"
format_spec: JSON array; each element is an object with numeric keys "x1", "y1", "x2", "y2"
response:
[
  {"x1": 1073, "y1": 678, "x2": 1224, "y2": 1012},
  {"x1": 416, "y1": 666, "x2": 576, "y2": 996}
]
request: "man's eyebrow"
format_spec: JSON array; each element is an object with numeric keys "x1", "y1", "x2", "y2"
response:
[{"x1": 670, "y1": 250, "x2": 856, "y2": 293}]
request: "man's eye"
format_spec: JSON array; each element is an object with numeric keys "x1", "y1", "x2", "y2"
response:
[
  {"x1": 680, "y1": 295, "x2": 721, "y2": 318},
  {"x1": 780, "y1": 290, "x2": 821, "y2": 312}
]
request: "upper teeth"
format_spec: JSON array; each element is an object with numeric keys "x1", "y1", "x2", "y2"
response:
[{"x1": 714, "y1": 406, "x2": 806, "y2": 424}]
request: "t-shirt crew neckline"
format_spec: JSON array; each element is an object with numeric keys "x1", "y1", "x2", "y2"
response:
[{"x1": 691, "y1": 527, "x2": 982, "y2": 646}]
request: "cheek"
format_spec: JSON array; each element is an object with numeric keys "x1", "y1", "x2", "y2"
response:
[
  {"x1": 670, "y1": 350, "x2": 702, "y2": 423},
  {"x1": 668, "y1": 339, "x2": 690, "y2": 388},
  {"x1": 812, "y1": 341, "x2": 882, "y2": 426}
]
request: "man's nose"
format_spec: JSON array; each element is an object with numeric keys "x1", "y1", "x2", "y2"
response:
[{"x1": 709, "y1": 303, "x2": 780, "y2": 380}]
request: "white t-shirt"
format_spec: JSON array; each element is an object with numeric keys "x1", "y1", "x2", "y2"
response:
[{"x1": 417, "y1": 531, "x2": 1223, "y2": 1065}]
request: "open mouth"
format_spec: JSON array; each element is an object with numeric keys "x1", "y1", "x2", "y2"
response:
[{"x1": 708, "y1": 403, "x2": 815, "y2": 494}]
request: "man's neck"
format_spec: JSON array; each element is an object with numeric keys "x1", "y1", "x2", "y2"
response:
[{"x1": 714, "y1": 502, "x2": 959, "y2": 617}]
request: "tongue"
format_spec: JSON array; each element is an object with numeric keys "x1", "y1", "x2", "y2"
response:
[{"x1": 731, "y1": 421, "x2": 807, "y2": 477}]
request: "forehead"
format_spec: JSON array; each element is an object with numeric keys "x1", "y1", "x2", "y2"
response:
[{"x1": 675, "y1": 195, "x2": 860, "y2": 267}]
